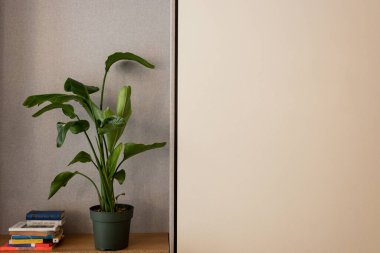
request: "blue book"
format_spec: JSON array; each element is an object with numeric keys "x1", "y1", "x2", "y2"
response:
[
  {"x1": 11, "y1": 234, "x2": 54, "y2": 240},
  {"x1": 8, "y1": 243, "x2": 34, "y2": 247},
  {"x1": 26, "y1": 210, "x2": 64, "y2": 220}
]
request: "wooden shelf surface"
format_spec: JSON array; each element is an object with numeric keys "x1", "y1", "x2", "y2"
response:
[{"x1": 0, "y1": 233, "x2": 169, "y2": 252}]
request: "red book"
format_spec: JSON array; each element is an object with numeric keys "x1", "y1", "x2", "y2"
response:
[
  {"x1": 0, "y1": 242, "x2": 53, "y2": 251},
  {"x1": 35, "y1": 243, "x2": 53, "y2": 248}
]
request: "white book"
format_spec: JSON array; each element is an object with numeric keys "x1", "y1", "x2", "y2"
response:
[
  {"x1": 9, "y1": 221, "x2": 60, "y2": 232},
  {"x1": 26, "y1": 217, "x2": 65, "y2": 226}
]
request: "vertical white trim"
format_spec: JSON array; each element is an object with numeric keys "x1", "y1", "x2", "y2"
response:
[{"x1": 169, "y1": 0, "x2": 176, "y2": 252}]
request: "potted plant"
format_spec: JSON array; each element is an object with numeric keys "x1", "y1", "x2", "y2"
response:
[{"x1": 23, "y1": 52, "x2": 166, "y2": 250}]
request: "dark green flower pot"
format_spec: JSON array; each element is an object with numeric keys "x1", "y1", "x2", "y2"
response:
[{"x1": 89, "y1": 204, "x2": 134, "y2": 251}]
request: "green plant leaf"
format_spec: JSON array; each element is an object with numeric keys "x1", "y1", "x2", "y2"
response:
[
  {"x1": 105, "y1": 52, "x2": 155, "y2": 72},
  {"x1": 114, "y1": 169, "x2": 126, "y2": 185},
  {"x1": 116, "y1": 86, "x2": 132, "y2": 119},
  {"x1": 98, "y1": 116, "x2": 126, "y2": 135},
  {"x1": 107, "y1": 143, "x2": 123, "y2": 175},
  {"x1": 69, "y1": 120, "x2": 90, "y2": 134},
  {"x1": 103, "y1": 107, "x2": 114, "y2": 118},
  {"x1": 68, "y1": 151, "x2": 92, "y2": 166},
  {"x1": 64, "y1": 78, "x2": 99, "y2": 99},
  {"x1": 48, "y1": 171, "x2": 78, "y2": 199},
  {"x1": 32, "y1": 103, "x2": 76, "y2": 119},
  {"x1": 23, "y1": 94, "x2": 94, "y2": 122},
  {"x1": 91, "y1": 102, "x2": 105, "y2": 123},
  {"x1": 107, "y1": 86, "x2": 132, "y2": 151},
  {"x1": 56, "y1": 120, "x2": 90, "y2": 147},
  {"x1": 123, "y1": 142, "x2": 166, "y2": 160},
  {"x1": 23, "y1": 94, "x2": 79, "y2": 107},
  {"x1": 101, "y1": 115, "x2": 125, "y2": 127},
  {"x1": 56, "y1": 123, "x2": 67, "y2": 147}
]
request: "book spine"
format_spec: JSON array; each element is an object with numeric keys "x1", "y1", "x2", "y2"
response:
[
  {"x1": 9, "y1": 227, "x2": 58, "y2": 232},
  {"x1": 26, "y1": 213, "x2": 62, "y2": 220},
  {"x1": 35, "y1": 243, "x2": 53, "y2": 248},
  {"x1": 1, "y1": 245, "x2": 53, "y2": 251},
  {"x1": 9, "y1": 231, "x2": 51, "y2": 236},
  {"x1": 9, "y1": 239, "x2": 43, "y2": 244},
  {"x1": 26, "y1": 220, "x2": 63, "y2": 226},
  {"x1": 8, "y1": 243, "x2": 35, "y2": 247},
  {"x1": 11, "y1": 235, "x2": 54, "y2": 240}
]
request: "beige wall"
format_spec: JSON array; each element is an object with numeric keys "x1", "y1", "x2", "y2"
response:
[
  {"x1": 0, "y1": 0, "x2": 170, "y2": 233},
  {"x1": 178, "y1": 1, "x2": 380, "y2": 252}
]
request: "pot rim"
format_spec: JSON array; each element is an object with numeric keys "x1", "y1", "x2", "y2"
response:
[
  {"x1": 89, "y1": 204, "x2": 134, "y2": 222},
  {"x1": 89, "y1": 204, "x2": 134, "y2": 213}
]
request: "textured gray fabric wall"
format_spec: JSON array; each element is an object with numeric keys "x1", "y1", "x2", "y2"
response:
[{"x1": 0, "y1": 0, "x2": 170, "y2": 233}]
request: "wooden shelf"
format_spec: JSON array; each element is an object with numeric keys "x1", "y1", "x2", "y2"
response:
[{"x1": 0, "y1": 233, "x2": 169, "y2": 252}]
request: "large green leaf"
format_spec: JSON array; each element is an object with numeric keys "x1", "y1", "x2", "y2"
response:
[
  {"x1": 64, "y1": 78, "x2": 99, "y2": 99},
  {"x1": 69, "y1": 120, "x2": 90, "y2": 134},
  {"x1": 68, "y1": 151, "x2": 92, "y2": 166},
  {"x1": 48, "y1": 171, "x2": 78, "y2": 199},
  {"x1": 123, "y1": 142, "x2": 166, "y2": 160},
  {"x1": 105, "y1": 52, "x2": 155, "y2": 72},
  {"x1": 98, "y1": 116, "x2": 126, "y2": 135},
  {"x1": 23, "y1": 94, "x2": 94, "y2": 122},
  {"x1": 56, "y1": 120, "x2": 90, "y2": 147},
  {"x1": 32, "y1": 103, "x2": 76, "y2": 119},
  {"x1": 90, "y1": 101, "x2": 105, "y2": 124},
  {"x1": 107, "y1": 86, "x2": 132, "y2": 150},
  {"x1": 114, "y1": 169, "x2": 126, "y2": 185},
  {"x1": 23, "y1": 94, "x2": 78, "y2": 107},
  {"x1": 107, "y1": 143, "x2": 123, "y2": 175},
  {"x1": 116, "y1": 86, "x2": 132, "y2": 119},
  {"x1": 100, "y1": 115, "x2": 125, "y2": 128}
]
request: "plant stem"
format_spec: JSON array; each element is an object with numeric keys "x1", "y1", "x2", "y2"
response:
[
  {"x1": 94, "y1": 131, "x2": 115, "y2": 211},
  {"x1": 96, "y1": 136, "x2": 107, "y2": 171},
  {"x1": 92, "y1": 70, "x2": 117, "y2": 211},
  {"x1": 99, "y1": 135, "x2": 107, "y2": 165},
  {"x1": 100, "y1": 71, "x2": 108, "y2": 110},
  {"x1": 100, "y1": 176, "x2": 114, "y2": 212},
  {"x1": 76, "y1": 116, "x2": 101, "y2": 169},
  {"x1": 77, "y1": 172, "x2": 102, "y2": 204},
  {"x1": 103, "y1": 135, "x2": 109, "y2": 158},
  {"x1": 91, "y1": 160, "x2": 98, "y2": 169},
  {"x1": 84, "y1": 131, "x2": 101, "y2": 168}
]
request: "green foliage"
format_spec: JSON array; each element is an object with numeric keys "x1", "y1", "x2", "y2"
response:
[
  {"x1": 56, "y1": 120, "x2": 90, "y2": 147},
  {"x1": 68, "y1": 151, "x2": 93, "y2": 166},
  {"x1": 107, "y1": 143, "x2": 123, "y2": 175},
  {"x1": 106, "y1": 86, "x2": 132, "y2": 150},
  {"x1": 48, "y1": 171, "x2": 78, "y2": 199},
  {"x1": 23, "y1": 52, "x2": 166, "y2": 212},
  {"x1": 98, "y1": 115, "x2": 126, "y2": 135},
  {"x1": 64, "y1": 78, "x2": 99, "y2": 97},
  {"x1": 32, "y1": 103, "x2": 76, "y2": 119},
  {"x1": 23, "y1": 94, "x2": 80, "y2": 107},
  {"x1": 105, "y1": 52, "x2": 155, "y2": 72},
  {"x1": 114, "y1": 170, "x2": 126, "y2": 185},
  {"x1": 123, "y1": 142, "x2": 166, "y2": 160}
]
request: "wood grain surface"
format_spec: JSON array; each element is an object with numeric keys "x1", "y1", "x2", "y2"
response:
[{"x1": 0, "y1": 233, "x2": 169, "y2": 252}]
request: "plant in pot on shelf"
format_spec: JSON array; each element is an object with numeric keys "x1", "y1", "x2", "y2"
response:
[{"x1": 23, "y1": 52, "x2": 166, "y2": 250}]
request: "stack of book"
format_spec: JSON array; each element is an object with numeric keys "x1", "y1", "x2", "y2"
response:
[{"x1": 0, "y1": 210, "x2": 65, "y2": 251}]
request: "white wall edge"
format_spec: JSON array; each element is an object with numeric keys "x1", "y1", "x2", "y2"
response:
[{"x1": 169, "y1": 0, "x2": 176, "y2": 252}]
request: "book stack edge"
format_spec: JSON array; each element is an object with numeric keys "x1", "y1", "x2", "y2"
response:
[{"x1": 0, "y1": 210, "x2": 65, "y2": 251}]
